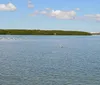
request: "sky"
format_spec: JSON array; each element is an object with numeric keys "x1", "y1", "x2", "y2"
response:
[{"x1": 0, "y1": 0, "x2": 100, "y2": 32}]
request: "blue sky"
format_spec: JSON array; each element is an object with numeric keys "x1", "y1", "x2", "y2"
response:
[{"x1": 0, "y1": 0, "x2": 100, "y2": 32}]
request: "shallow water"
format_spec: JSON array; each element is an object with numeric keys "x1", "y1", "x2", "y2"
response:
[{"x1": 0, "y1": 35, "x2": 100, "y2": 85}]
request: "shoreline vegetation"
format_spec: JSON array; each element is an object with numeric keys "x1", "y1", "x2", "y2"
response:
[{"x1": 0, "y1": 29, "x2": 92, "y2": 35}]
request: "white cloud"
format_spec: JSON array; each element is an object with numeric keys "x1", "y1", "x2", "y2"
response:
[
  {"x1": 0, "y1": 2, "x2": 16, "y2": 11},
  {"x1": 48, "y1": 10, "x2": 76, "y2": 19},
  {"x1": 40, "y1": 11, "x2": 47, "y2": 14},
  {"x1": 30, "y1": 10, "x2": 39, "y2": 16},
  {"x1": 28, "y1": 4, "x2": 34, "y2": 8},
  {"x1": 31, "y1": 9, "x2": 76, "y2": 20},
  {"x1": 84, "y1": 14, "x2": 100, "y2": 21},
  {"x1": 75, "y1": 8, "x2": 80, "y2": 11},
  {"x1": 28, "y1": 0, "x2": 34, "y2": 8},
  {"x1": 45, "y1": 8, "x2": 52, "y2": 11}
]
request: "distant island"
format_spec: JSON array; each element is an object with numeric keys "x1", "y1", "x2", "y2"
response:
[
  {"x1": 90, "y1": 32, "x2": 100, "y2": 35},
  {"x1": 0, "y1": 29, "x2": 92, "y2": 35}
]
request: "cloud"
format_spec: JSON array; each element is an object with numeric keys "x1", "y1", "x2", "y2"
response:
[
  {"x1": 84, "y1": 14, "x2": 100, "y2": 21},
  {"x1": 28, "y1": 4, "x2": 34, "y2": 8},
  {"x1": 29, "y1": 5, "x2": 100, "y2": 22},
  {"x1": 28, "y1": 0, "x2": 34, "y2": 8},
  {"x1": 48, "y1": 10, "x2": 76, "y2": 19},
  {"x1": 45, "y1": 8, "x2": 52, "y2": 11},
  {"x1": 30, "y1": 10, "x2": 39, "y2": 16},
  {"x1": 75, "y1": 8, "x2": 80, "y2": 11},
  {"x1": 40, "y1": 10, "x2": 47, "y2": 14},
  {"x1": 0, "y1": 2, "x2": 16, "y2": 11},
  {"x1": 31, "y1": 8, "x2": 76, "y2": 20}
]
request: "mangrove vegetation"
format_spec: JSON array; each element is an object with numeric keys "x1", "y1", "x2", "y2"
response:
[{"x1": 0, "y1": 29, "x2": 92, "y2": 35}]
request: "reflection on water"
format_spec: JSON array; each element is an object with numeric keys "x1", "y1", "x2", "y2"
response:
[{"x1": 0, "y1": 35, "x2": 100, "y2": 85}]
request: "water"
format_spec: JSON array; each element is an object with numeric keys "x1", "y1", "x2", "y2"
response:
[{"x1": 0, "y1": 35, "x2": 100, "y2": 85}]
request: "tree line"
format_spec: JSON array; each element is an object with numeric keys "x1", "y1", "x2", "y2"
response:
[{"x1": 0, "y1": 29, "x2": 92, "y2": 35}]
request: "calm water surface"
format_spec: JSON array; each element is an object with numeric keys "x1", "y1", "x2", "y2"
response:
[{"x1": 0, "y1": 35, "x2": 100, "y2": 85}]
